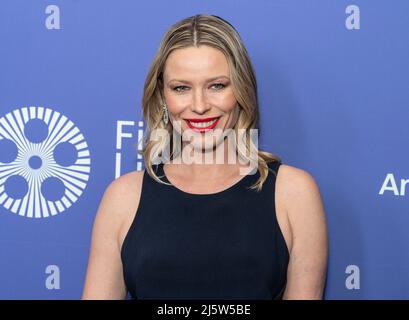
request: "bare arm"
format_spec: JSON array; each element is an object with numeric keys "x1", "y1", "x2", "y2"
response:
[
  {"x1": 82, "y1": 171, "x2": 143, "y2": 299},
  {"x1": 280, "y1": 166, "x2": 328, "y2": 300}
]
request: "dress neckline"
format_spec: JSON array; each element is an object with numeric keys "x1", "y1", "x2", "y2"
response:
[{"x1": 156, "y1": 162, "x2": 257, "y2": 197}]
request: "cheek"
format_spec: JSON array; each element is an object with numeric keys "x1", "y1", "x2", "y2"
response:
[
  {"x1": 214, "y1": 93, "x2": 238, "y2": 121},
  {"x1": 165, "y1": 89, "x2": 237, "y2": 115},
  {"x1": 164, "y1": 97, "x2": 187, "y2": 118},
  {"x1": 209, "y1": 91, "x2": 237, "y2": 110}
]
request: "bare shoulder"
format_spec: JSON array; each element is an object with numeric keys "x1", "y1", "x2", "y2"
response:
[
  {"x1": 100, "y1": 170, "x2": 144, "y2": 217},
  {"x1": 97, "y1": 170, "x2": 145, "y2": 248},
  {"x1": 277, "y1": 163, "x2": 320, "y2": 191},
  {"x1": 81, "y1": 170, "x2": 144, "y2": 299},
  {"x1": 276, "y1": 163, "x2": 324, "y2": 210},
  {"x1": 108, "y1": 170, "x2": 145, "y2": 195},
  {"x1": 275, "y1": 163, "x2": 327, "y2": 246},
  {"x1": 276, "y1": 164, "x2": 328, "y2": 299}
]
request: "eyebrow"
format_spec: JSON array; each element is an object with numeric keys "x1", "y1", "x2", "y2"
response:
[{"x1": 167, "y1": 75, "x2": 230, "y2": 85}]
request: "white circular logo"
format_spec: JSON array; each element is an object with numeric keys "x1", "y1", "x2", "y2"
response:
[{"x1": 0, "y1": 106, "x2": 91, "y2": 218}]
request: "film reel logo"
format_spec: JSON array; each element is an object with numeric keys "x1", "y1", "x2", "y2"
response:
[{"x1": 0, "y1": 106, "x2": 91, "y2": 218}]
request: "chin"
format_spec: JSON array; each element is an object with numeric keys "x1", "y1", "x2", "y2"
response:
[
  {"x1": 182, "y1": 133, "x2": 225, "y2": 157},
  {"x1": 188, "y1": 138, "x2": 218, "y2": 151}
]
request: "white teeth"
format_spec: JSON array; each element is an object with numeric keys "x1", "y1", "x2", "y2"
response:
[{"x1": 188, "y1": 118, "x2": 217, "y2": 128}]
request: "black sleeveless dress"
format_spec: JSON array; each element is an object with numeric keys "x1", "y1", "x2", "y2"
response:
[{"x1": 121, "y1": 160, "x2": 289, "y2": 300}]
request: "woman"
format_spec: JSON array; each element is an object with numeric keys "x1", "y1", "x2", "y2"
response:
[{"x1": 82, "y1": 14, "x2": 328, "y2": 300}]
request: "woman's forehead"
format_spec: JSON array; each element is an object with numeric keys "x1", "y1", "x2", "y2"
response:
[{"x1": 164, "y1": 46, "x2": 229, "y2": 81}]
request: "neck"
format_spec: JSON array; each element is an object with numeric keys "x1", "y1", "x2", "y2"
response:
[{"x1": 165, "y1": 138, "x2": 253, "y2": 180}]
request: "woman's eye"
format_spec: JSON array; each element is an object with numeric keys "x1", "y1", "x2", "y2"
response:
[
  {"x1": 211, "y1": 83, "x2": 225, "y2": 90},
  {"x1": 173, "y1": 86, "x2": 189, "y2": 92},
  {"x1": 172, "y1": 83, "x2": 225, "y2": 92}
]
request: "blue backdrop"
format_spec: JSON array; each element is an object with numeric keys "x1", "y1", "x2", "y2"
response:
[{"x1": 1, "y1": 0, "x2": 408, "y2": 299}]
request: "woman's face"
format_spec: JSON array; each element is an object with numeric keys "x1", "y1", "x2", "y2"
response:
[{"x1": 162, "y1": 45, "x2": 239, "y2": 153}]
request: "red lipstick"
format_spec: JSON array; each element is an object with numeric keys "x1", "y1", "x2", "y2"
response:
[{"x1": 185, "y1": 116, "x2": 220, "y2": 132}]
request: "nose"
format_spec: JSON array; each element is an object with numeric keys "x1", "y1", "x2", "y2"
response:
[{"x1": 190, "y1": 88, "x2": 211, "y2": 114}]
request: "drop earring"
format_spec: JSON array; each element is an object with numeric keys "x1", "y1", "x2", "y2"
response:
[{"x1": 162, "y1": 103, "x2": 169, "y2": 125}]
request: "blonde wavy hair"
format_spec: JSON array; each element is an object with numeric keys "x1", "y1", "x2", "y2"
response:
[{"x1": 139, "y1": 14, "x2": 281, "y2": 191}]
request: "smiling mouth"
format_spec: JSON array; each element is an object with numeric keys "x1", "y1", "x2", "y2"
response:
[{"x1": 185, "y1": 117, "x2": 221, "y2": 132}]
